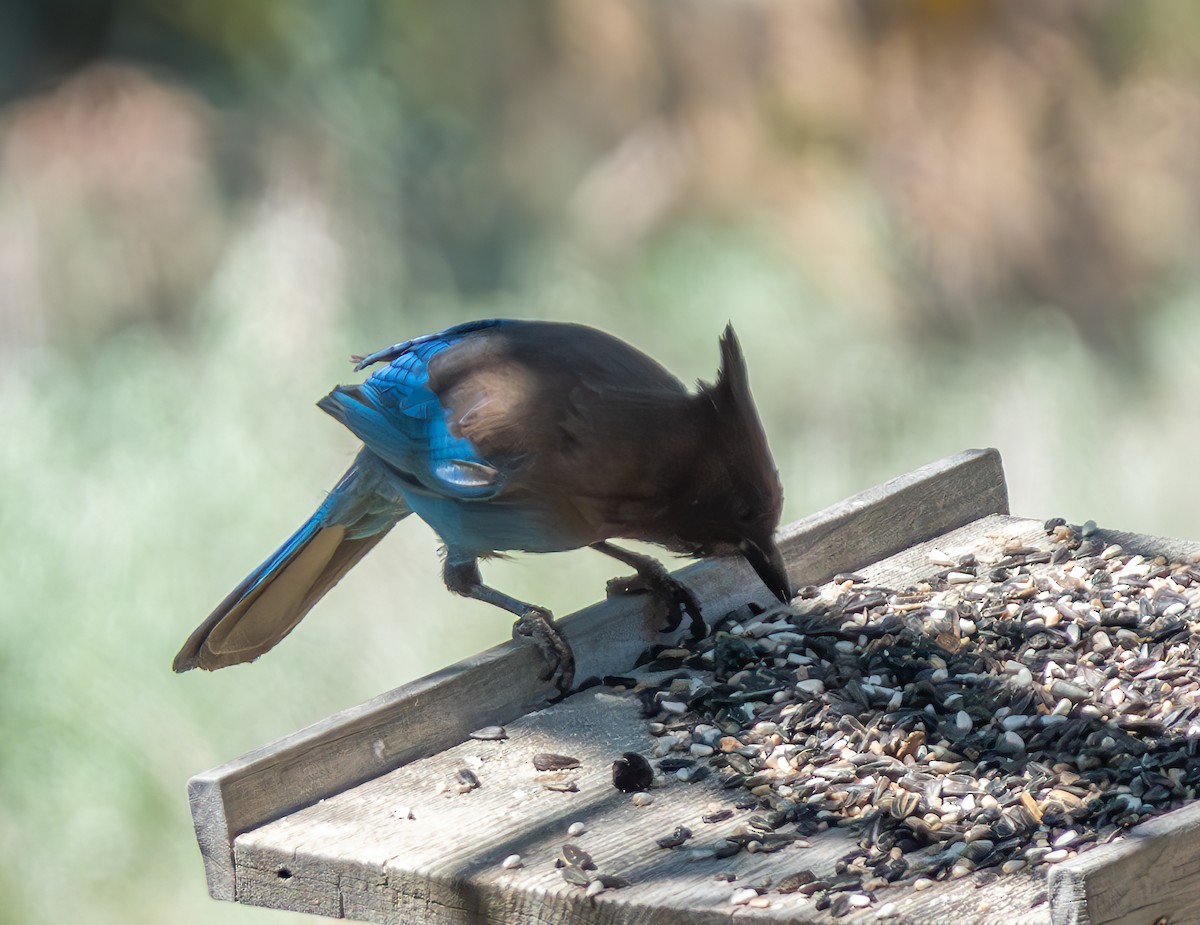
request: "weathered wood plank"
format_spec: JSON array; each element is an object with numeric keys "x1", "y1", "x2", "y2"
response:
[
  {"x1": 232, "y1": 684, "x2": 861, "y2": 924},
  {"x1": 776, "y1": 446, "x2": 1009, "y2": 587},
  {"x1": 1047, "y1": 764, "x2": 1200, "y2": 925},
  {"x1": 232, "y1": 513, "x2": 1200, "y2": 925},
  {"x1": 231, "y1": 514, "x2": 1053, "y2": 924},
  {"x1": 212, "y1": 482, "x2": 1200, "y2": 925},
  {"x1": 187, "y1": 448, "x2": 1009, "y2": 900}
]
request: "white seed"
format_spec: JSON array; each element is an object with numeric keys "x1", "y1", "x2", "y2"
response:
[
  {"x1": 632, "y1": 792, "x2": 654, "y2": 807},
  {"x1": 997, "y1": 731, "x2": 1025, "y2": 754},
  {"x1": 929, "y1": 548, "x2": 956, "y2": 567},
  {"x1": 501, "y1": 854, "x2": 523, "y2": 870},
  {"x1": 730, "y1": 888, "x2": 758, "y2": 905},
  {"x1": 568, "y1": 822, "x2": 587, "y2": 837}
]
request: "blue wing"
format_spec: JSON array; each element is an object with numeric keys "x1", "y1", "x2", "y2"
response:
[
  {"x1": 319, "y1": 320, "x2": 512, "y2": 501},
  {"x1": 176, "y1": 321, "x2": 520, "y2": 673}
]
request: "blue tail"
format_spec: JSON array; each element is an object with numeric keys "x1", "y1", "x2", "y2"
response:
[{"x1": 174, "y1": 451, "x2": 410, "y2": 671}]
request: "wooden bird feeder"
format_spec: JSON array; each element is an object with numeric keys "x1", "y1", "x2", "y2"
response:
[{"x1": 185, "y1": 449, "x2": 1200, "y2": 925}]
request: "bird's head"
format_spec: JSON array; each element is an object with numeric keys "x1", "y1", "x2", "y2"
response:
[{"x1": 675, "y1": 324, "x2": 790, "y2": 604}]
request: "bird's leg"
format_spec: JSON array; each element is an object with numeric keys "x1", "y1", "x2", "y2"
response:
[
  {"x1": 442, "y1": 559, "x2": 574, "y2": 693},
  {"x1": 591, "y1": 541, "x2": 706, "y2": 641}
]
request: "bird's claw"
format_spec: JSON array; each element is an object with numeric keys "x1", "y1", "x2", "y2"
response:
[
  {"x1": 605, "y1": 574, "x2": 651, "y2": 597},
  {"x1": 607, "y1": 570, "x2": 707, "y2": 641},
  {"x1": 512, "y1": 608, "x2": 575, "y2": 694}
]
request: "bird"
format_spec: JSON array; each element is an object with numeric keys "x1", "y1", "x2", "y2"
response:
[{"x1": 173, "y1": 319, "x2": 788, "y2": 691}]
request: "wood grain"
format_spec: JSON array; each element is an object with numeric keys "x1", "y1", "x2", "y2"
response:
[
  {"x1": 231, "y1": 513, "x2": 1053, "y2": 924},
  {"x1": 1048, "y1": 801, "x2": 1200, "y2": 925},
  {"x1": 187, "y1": 449, "x2": 1009, "y2": 900},
  {"x1": 775, "y1": 446, "x2": 1009, "y2": 587},
  {"x1": 216, "y1": 499, "x2": 1200, "y2": 924}
]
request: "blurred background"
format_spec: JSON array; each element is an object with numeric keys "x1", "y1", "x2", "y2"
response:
[{"x1": 2, "y1": 1, "x2": 1199, "y2": 922}]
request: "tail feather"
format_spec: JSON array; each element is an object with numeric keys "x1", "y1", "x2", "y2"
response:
[{"x1": 174, "y1": 455, "x2": 409, "y2": 672}]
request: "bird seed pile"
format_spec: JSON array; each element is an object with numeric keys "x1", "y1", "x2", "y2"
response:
[{"x1": 635, "y1": 519, "x2": 1200, "y2": 916}]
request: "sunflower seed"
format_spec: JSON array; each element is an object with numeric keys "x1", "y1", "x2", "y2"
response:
[
  {"x1": 533, "y1": 753, "x2": 581, "y2": 771},
  {"x1": 612, "y1": 752, "x2": 653, "y2": 793}
]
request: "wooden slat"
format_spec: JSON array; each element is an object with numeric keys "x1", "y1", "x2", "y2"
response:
[
  {"x1": 1048, "y1": 801, "x2": 1200, "y2": 925},
  {"x1": 230, "y1": 514, "x2": 1054, "y2": 925},
  {"x1": 229, "y1": 513, "x2": 1200, "y2": 925},
  {"x1": 187, "y1": 448, "x2": 1009, "y2": 900},
  {"x1": 231, "y1": 643, "x2": 1052, "y2": 925},
  {"x1": 776, "y1": 446, "x2": 1009, "y2": 587},
  {"x1": 232, "y1": 688, "x2": 863, "y2": 924}
]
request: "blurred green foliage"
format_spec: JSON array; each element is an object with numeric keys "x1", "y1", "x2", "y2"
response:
[{"x1": 2, "y1": 2, "x2": 1200, "y2": 924}]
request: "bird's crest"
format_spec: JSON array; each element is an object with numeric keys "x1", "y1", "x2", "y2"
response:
[
  {"x1": 692, "y1": 322, "x2": 782, "y2": 542},
  {"x1": 714, "y1": 323, "x2": 750, "y2": 407},
  {"x1": 698, "y1": 323, "x2": 752, "y2": 412}
]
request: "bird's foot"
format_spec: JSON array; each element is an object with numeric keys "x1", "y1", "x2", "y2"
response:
[
  {"x1": 606, "y1": 565, "x2": 706, "y2": 641},
  {"x1": 512, "y1": 608, "x2": 575, "y2": 694}
]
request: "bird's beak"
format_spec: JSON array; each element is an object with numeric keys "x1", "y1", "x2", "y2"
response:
[{"x1": 739, "y1": 539, "x2": 791, "y2": 603}]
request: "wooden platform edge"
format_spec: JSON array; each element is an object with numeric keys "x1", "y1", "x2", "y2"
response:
[
  {"x1": 776, "y1": 446, "x2": 1009, "y2": 585},
  {"x1": 187, "y1": 447, "x2": 1009, "y2": 901},
  {"x1": 1047, "y1": 800, "x2": 1200, "y2": 925}
]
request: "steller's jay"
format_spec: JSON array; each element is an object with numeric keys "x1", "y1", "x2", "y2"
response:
[{"x1": 173, "y1": 319, "x2": 788, "y2": 691}]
